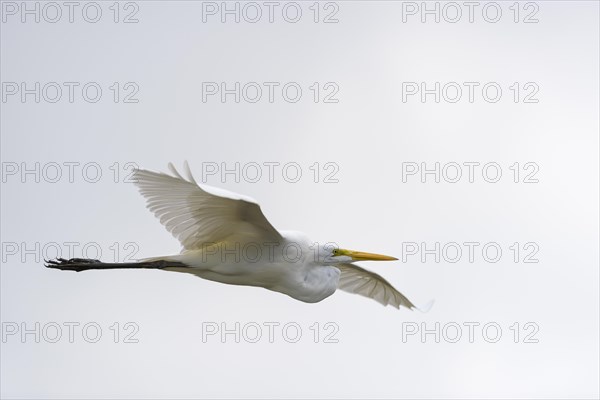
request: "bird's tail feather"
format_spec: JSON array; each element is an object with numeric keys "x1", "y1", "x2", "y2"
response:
[{"x1": 45, "y1": 258, "x2": 187, "y2": 272}]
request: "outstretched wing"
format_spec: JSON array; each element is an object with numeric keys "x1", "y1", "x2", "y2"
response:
[
  {"x1": 133, "y1": 162, "x2": 282, "y2": 250},
  {"x1": 335, "y1": 263, "x2": 416, "y2": 310}
]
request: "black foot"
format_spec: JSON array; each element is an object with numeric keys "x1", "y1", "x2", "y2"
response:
[{"x1": 45, "y1": 258, "x2": 103, "y2": 272}]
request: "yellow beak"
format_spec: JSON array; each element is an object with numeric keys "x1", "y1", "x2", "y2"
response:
[{"x1": 337, "y1": 248, "x2": 398, "y2": 261}]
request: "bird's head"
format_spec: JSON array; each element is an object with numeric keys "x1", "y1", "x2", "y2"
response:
[{"x1": 323, "y1": 246, "x2": 398, "y2": 264}]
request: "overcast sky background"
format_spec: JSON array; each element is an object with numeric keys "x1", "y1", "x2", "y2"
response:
[{"x1": 1, "y1": 1, "x2": 599, "y2": 398}]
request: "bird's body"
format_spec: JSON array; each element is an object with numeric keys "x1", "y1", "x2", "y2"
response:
[
  {"x1": 159, "y1": 231, "x2": 341, "y2": 303},
  {"x1": 46, "y1": 162, "x2": 423, "y2": 310}
]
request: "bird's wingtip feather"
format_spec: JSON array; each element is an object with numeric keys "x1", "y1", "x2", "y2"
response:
[
  {"x1": 167, "y1": 162, "x2": 183, "y2": 179},
  {"x1": 413, "y1": 299, "x2": 435, "y2": 313},
  {"x1": 183, "y1": 160, "x2": 197, "y2": 184}
]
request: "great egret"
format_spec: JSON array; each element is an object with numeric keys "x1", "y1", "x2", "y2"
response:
[{"x1": 46, "y1": 162, "x2": 423, "y2": 310}]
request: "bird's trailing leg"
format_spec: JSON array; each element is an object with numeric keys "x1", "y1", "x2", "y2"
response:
[{"x1": 45, "y1": 258, "x2": 187, "y2": 272}]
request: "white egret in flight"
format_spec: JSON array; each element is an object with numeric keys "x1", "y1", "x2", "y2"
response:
[{"x1": 47, "y1": 162, "x2": 424, "y2": 310}]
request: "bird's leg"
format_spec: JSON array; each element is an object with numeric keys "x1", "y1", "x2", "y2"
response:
[{"x1": 45, "y1": 258, "x2": 187, "y2": 272}]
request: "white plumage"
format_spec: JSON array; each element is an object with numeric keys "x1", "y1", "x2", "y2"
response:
[{"x1": 128, "y1": 162, "x2": 420, "y2": 310}]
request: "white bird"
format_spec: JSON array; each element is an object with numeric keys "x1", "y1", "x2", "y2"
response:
[{"x1": 47, "y1": 162, "x2": 422, "y2": 310}]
